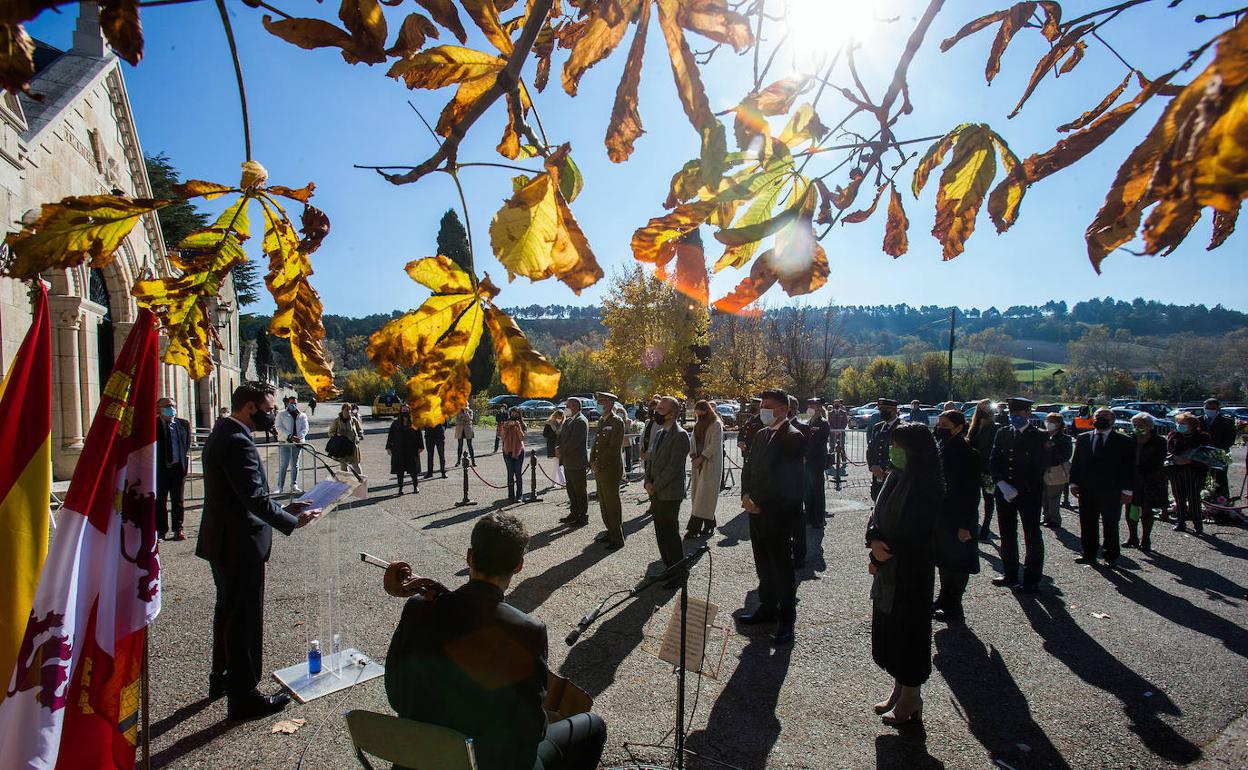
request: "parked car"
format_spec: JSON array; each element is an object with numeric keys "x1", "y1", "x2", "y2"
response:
[
  {"x1": 715, "y1": 403, "x2": 739, "y2": 427},
  {"x1": 1033, "y1": 403, "x2": 1065, "y2": 414},
  {"x1": 489, "y1": 394, "x2": 528, "y2": 409},
  {"x1": 849, "y1": 405, "x2": 879, "y2": 429},
  {"x1": 899, "y1": 405, "x2": 940, "y2": 427},
  {"x1": 518, "y1": 399, "x2": 556, "y2": 419},
  {"x1": 557, "y1": 399, "x2": 602, "y2": 421},
  {"x1": 1110, "y1": 406, "x2": 1175, "y2": 435},
  {"x1": 371, "y1": 392, "x2": 403, "y2": 420},
  {"x1": 1124, "y1": 401, "x2": 1170, "y2": 419}
]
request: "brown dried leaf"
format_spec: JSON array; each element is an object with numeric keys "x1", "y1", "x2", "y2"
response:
[
  {"x1": 754, "y1": 77, "x2": 809, "y2": 115},
  {"x1": 100, "y1": 0, "x2": 143, "y2": 66},
  {"x1": 386, "y1": 13, "x2": 439, "y2": 57},
  {"x1": 1209, "y1": 202, "x2": 1240, "y2": 250},
  {"x1": 771, "y1": 226, "x2": 828, "y2": 296},
  {"x1": 459, "y1": 0, "x2": 515, "y2": 55},
  {"x1": 931, "y1": 124, "x2": 997, "y2": 259},
  {"x1": 883, "y1": 183, "x2": 909, "y2": 257},
  {"x1": 605, "y1": 0, "x2": 650, "y2": 162},
  {"x1": 711, "y1": 250, "x2": 777, "y2": 314},
  {"x1": 561, "y1": 0, "x2": 639, "y2": 96},
  {"x1": 1057, "y1": 72, "x2": 1135, "y2": 133},
  {"x1": 676, "y1": 0, "x2": 753, "y2": 53},
  {"x1": 841, "y1": 184, "x2": 886, "y2": 224},
  {"x1": 1008, "y1": 23, "x2": 1094, "y2": 118},
  {"x1": 657, "y1": 0, "x2": 716, "y2": 131},
  {"x1": 1058, "y1": 40, "x2": 1086, "y2": 75},
  {"x1": 414, "y1": 0, "x2": 468, "y2": 43},
  {"x1": 483, "y1": 303, "x2": 560, "y2": 397},
  {"x1": 299, "y1": 205, "x2": 331, "y2": 255}
]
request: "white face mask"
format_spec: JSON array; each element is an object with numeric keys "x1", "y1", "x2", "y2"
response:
[
  {"x1": 806, "y1": 408, "x2": 816, "y2": 420},
  {"x1": 1046, "y1": 423, "x2": 1059, "y2": 433},
  {"x1": 759, "y1": 407, "x2": 777, "y2": 426}
]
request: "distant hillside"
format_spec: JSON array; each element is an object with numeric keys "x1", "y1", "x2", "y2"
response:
[{"x1": 240, "y1": 297, "x2": 1248, "y2": 386}]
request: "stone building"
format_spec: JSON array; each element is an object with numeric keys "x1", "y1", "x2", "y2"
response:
[{"x1": 0, "y1": 8, "x2": 242, "y2": 479}]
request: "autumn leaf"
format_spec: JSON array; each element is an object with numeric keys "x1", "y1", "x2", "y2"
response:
[
  {"x1": 413, "y1": 0, "x2": 467, "y2": 42},
  {"x1": 1008, "y1": 23, "x2": 1095, "y2": 118},
  {"x1": 262, "y1": 0, "x2": 391, "y2": 66},
  {"x1": 841, "y1": 185, "x2": 886, "y2": 225},
  {"x1": 1057, "y1": 72, "x2": 1136, "y2": 133},
  {"x1": 488, "y1": 146, "x2": 603, "y2": 293},
  {"x1": 1209, "y1": 202, "x2": 1240, "y2": 250},
  {"x1": 386, "y1": 13, "x2": 440, "y2": 58},
  {"x1": 483, "y1": 304, "x2": 561, "y2": 395},
  {"x1": 941, "y1": 2, "x2": 1062, "y2": 83},
  {"x1": 883, "y1": 183, "x2": 909, "y2": 257},
  {"x1": 712, "y1": 250, "x2": 777, "y2": 314},
  {"x1": 2, "y1": 195, "x2": 172, "y2": 278},
  {"x1": 0, "y1": 22, "x2": 37, "y2": 96},
  {"x1": 913, "y1": 124, "x2": 1015, "y2": 259},
  {"x1": 714, "y1": 176, "x2": 814, "y2": 246},
  {"x1": 605, "y1": 0, "x2": 650, "y2": 162},
  {"x1": 562, "y1": 0, "x2": 640, "y2": 97}
]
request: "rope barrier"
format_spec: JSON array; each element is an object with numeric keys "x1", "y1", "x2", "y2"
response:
[
  {"x1": 468, "y1": 463, "x2": 510, "y2": 491},
  {"x1": 536, "y1": 460, "x2": 567, "y2": 488}
]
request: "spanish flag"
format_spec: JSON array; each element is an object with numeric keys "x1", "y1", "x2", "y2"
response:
[{"x1": 0, "y1": 282, "x2": 52, "y2": 708}]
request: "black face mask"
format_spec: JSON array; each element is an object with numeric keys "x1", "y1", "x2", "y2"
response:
[
  {"x1": 251, "y1": 408, "x2": 274, "y2": 432},
  {"x1": 879, "y1": 409, "x2": 895, "y2": 421},
  {"x1": 934, "y1": 427, "x2": 952, "y2": 442},
  {"x1": 1093, "y1": 417, "x2": 1113, "y2": 430},
  {"x1": 653, "y1": 412, "x2": 667, "y2": 425}
]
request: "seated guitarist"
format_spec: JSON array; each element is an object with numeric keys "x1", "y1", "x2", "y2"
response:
[{"x1": 385, "y1": 512, "x2": 607, "y2": 770}]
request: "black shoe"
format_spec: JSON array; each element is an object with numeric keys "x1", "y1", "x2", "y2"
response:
[
  {"x1": 1141, "y1": 540, "x2": 1152, "y2": 553},
  {"x1": 440, "y1": 472, "x2": 448, "y2": 479},
  {"x1": 567, "y1": 517, "x2": 589, "y2": 528},
  {"x1": 979, "y1": 531, "x2": 992, "y2": 542},
  {"x1": 1074, "y1": 556, "x2": 1096, "y2": 565},
  {"x1": 1122, "y1": 539, "x2": 1137, "y2": 549},
  {"x1": 1172, "y1": 524, "x2": 1187, "y2": 532},
  {"x1": 793, "y1": 559, "x2": 807, "y2": 569},
  {"x1": 933, "y1": 608, "x2": 964, "y2": 624},
  {"x1": 605, "y1": 541, "x2": 624, "y2": 551},
  {"x1": 559, "y1": 513, "x2": 578, "y2": 523},
  {"x1": 990, "y1": 575, "x2": 1015, "y2": 587},
  {"x1": 1013, "y1": 583, "x2": 1039, "y2": 594},
  {"x1": 1103, "y1": 558, "x2": 1119, "y2": 569},
  {"x1": 772, "y1": 623, "x2": 795, "y2": 645},
  {"x1": 397, "y1": 487, "x2": 404, "y2": 496},
  {"x1": 208, "y1": 674, "x2": 226, "y2": 700},
  {"x1": 421, "y1": 473, "x2": 433, "y2": 479},
  {"x1": 736, "y1": 609, "x2": 778, "y2": 625},
  {"x1": 684, "y1": 530, "x2": 700, "y2": 540},
  {"x1": 227, "y1": 692, "x2": 291, "y2": 721},
  {"x1": 593, "y1": 531, "x2": 610, "y2": 542}
]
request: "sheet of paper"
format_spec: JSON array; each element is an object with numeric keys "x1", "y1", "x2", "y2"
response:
[
  {"x1": 295, "y1": 479, "x2": 353, "y2": 513},
  {"x1": 996, "y1": 481, "x2": 1019, "y2": 502}
]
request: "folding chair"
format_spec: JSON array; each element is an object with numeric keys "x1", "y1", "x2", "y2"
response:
[{"x1": 344, "y1": 710, "x2": 478, "y2": 770}]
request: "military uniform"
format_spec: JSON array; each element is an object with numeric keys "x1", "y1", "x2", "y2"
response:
[
  {"x1": 867, "y1": 399, "x2": 901, "y2": 501},
  {"x1": 989, "y1": 397, "x2": 1049, "y2": 591},
  {"x1": 591, "y1": 394, "x2": 626, "y2": 547}
]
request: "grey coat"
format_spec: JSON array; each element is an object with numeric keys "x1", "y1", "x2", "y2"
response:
[
  {"x1": 557, "y1": 413, "x2": 590, "y2": 470},
  {"x1": 645, "y1": 424, "x2": 690, "y2": 501}
]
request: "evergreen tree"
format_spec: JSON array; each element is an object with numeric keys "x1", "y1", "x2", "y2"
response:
[
  {"x1": 436, "y1": 209, "x2": 496, "y2": 392},
  {"x1": 145, "y1": 153, "x2": 261, "y2": 306},
  {"x1": 255, "y1": 327, "x2": 274, "y2": 378}
]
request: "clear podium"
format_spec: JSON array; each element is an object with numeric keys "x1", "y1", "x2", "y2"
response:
[{"x1": 271, "y1": 477, "x2": 384, "y2": 703}]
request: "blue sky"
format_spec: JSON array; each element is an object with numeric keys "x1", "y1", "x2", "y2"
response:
[{"x1": 28, "y1": 1, "x2": 1246, "y2": 317}]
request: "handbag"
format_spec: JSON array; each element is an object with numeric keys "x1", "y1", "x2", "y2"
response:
[
  {"x1": 1043, "y1": 460, "x2": 1071, "y2": 487},
  {"x1": 325, "y1": 434, "x2": 352, "y2": 459}
]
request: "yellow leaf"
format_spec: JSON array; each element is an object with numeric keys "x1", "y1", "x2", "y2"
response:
[
  {"x1": 368, "y1": 293, "x2": 479, "y2": 376},
  {"x1": 413, "y1": 0, "x2": 467, "y2": 43},
  {"x1": 633, "y1": 199, "x2": 719, "y2": 265},
  {"x1": 2, "y1": 195, "x2": 171, "y2": 279},
  {"x1": 714, "y1": 176, "x2": 813, "y2": 246},
  {"x1": 771, "y1": 225, "x2": 828, "y2": 296},
  {"x1": 405, "y1": 254, "x2": 476, "y2": 293},
  {"x1": 912, "y1": 126, "x2": 964, "y2": 197},
  {"x1": 459, "y1": 0, "x2": 514, "y2": 56},
  {"x1": 387, "y1": 44, "x2": 505, "y2": 89},
  {"x1": 883, "y1": 184, "x2": 909, "y2": 257},
  {"x1": 779, "y1": 104, "x2": 827, "y2": 147},
  {"x1": 931, "y1": 124, "x2": 996, "y2": 259},
  {"x1": 483, "y1": 304, "x2": 560, "y2": 397},
  {"x1": 175, "y1": 180, "x2": 235, "y2": 200},
  {"x1": 403, "y1": 299, "x2": 485, "y2": 426}
]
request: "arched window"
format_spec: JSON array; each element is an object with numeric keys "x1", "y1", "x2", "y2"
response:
[{"x1": 89, "y1": 267, "x2": 114, "y2": 393}]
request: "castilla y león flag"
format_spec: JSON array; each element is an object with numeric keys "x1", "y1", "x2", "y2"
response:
[{"x1": 0, "y1": 309, "x2": 162, "y2": 770}]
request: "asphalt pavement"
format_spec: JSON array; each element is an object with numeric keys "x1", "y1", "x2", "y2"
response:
[{"x1": 145, "y1": 406, "x2": 1248, "y2": 769}]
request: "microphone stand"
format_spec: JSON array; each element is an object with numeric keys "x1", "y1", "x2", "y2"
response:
[{"x1": 566, "y1": 545, "x2": 712, "y2": 770}]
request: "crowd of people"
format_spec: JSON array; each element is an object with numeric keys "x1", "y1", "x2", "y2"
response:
[{"x1": 176, "y1": 381, "x2": 1240, "y2": 770}]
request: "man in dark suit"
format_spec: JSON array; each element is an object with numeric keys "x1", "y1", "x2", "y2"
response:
[
  {"x1": 867, "y1": 398, "x2": 901, "y2": 500},
  {"x1": 786, "y1": 394, "x2": 811, "y2": 568},
  {"x1": 1070, "y1": 408, "x2": 1135, "y2": 566},
  {"x1": 803, "y1": 397, "x2": 830, "y2": 530},
  {"x1": 739, "y1": 388, "x2": 805, "y2": 644},
  {"x1": 196, "y1": 382, "x2": 321, "y2": 720},
  {"x1": 1201, "y1": 398, "x2": 1237, "y2": 499},
  {"x1": 644, "y1": 396, "x2": 690, "y2": 585},
  {"x1": 989, "y1": 397, "x2": 1049, "y2": 593},
  {"x1": 386, "y1": 513, "x2": 607, "y2": 770},
  {"x1": 423, "y1": 423, "x2": 447, "y2": 478},
  {"x1": 557, "y1": 398, "x2": 590, "y2": 526},
  {"x1": 156, "y1": 396, "x2": 191, "y2": 541}
]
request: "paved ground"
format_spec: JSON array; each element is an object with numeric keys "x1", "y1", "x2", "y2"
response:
[{"x1": 145, "y1": 405, "x2": 1248, "y2": 769}]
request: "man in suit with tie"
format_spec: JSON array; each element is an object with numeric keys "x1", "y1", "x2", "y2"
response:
[
  {"x1": 989, "y1": 397, "x2": 1049, "y2": 593},
  {"x1": 739, "y1": 388, "x2": 805, "y2": 644},
  {"x1": 557, "y1": 397, "x2": 591, "y2": 527},
  {"x1": 1069, "y1": 407, "x2": 1135, "y2": 567},
  {"x1": 156, "y1": 396, "x2": 191, "y2": 541},
  {"x1": 196, "y1": 382, "x2": 321, "y2": 720},
  {"x1": 644, "y1": 396, "x2": 690, "y2": 586}
]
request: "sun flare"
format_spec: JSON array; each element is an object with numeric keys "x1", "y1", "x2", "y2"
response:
[{"x1": 783, "y1": 0, "x2": 878, "y2": 71}]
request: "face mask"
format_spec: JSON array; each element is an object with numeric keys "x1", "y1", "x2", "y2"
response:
[
  {"x1": 1134, "y1": 426, "x2": 1150, "y2": 436},
  {"x1": 1093, "y1": 418, "x2": 1113, "y2": 430},
  {"x1": 160, "y1": 406, "x2": 175, "y2": 418},
  {"x1": 759, "y1": 408, "x2": 776, "y2": 426},
  {"x1": 1206, "y1": 409, "x2": 1219, "y2": 419},
  {"x1": 1177, "y1": 423, "x2": 1191, "y2": 434},
  {"x1": 806, "y1": 408, "x2": 816, "y2": 420},
  {"x1": 652, "y1": 412, "x2": 666, "y2": 425},
  {"x1": 287, "y1": 404, "x2": 298, "y2": 414},
  {"x1": 1046, "y1": 423, "x2": 1059, "y2": 433},
  {"x1": 879, "y1": 409, "x2": 895, "y2": 421},
  {"x1": 1009, "y1": 415, "x2": 1027, "y2": 429},
  {"x1": 933, "y1": 427, "x2": 952, "y2": 442},
  {"x1": 251, "y1": 408, "x2": 274, "y2": 432},
  {"x1": 888, "y1": 445, "x2": 907, "y2": 469}
]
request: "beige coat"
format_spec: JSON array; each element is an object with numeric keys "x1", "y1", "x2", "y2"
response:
[
  {"x1": 328, "y1": 414, "x2": 364, "y2": 465},
  {"x1": 689, "y1": 420, "x2": 723, "y2": 522},
  {"x1": 454, "y1": 409, "x2": 475, "y2": 440}
]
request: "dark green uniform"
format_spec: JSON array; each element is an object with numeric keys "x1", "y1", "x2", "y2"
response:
[{"x1": 591, "y1": 412, "x2": 626, "y2": 546}]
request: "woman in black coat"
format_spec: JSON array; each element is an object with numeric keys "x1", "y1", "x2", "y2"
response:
[
  {"x1": 933, "y1": 410, "x2": 980, "y2": 624},
  {"x1": 967, "y1": 399, "x2": 998, "y2": 541},
  {"x1": 1125, "y1": 413, "x2": 1167, "y2": 552},
  {"x1": 866, "y1": 422, "x2": 941, "y2": 726},
  {"x1": 386, "y1": 409, "x2": 423, "y2": 495}
]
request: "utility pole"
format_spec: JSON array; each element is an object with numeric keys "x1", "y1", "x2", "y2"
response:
[{"x1": 947, "y1": 307, "x2": 956, "y2": 401}]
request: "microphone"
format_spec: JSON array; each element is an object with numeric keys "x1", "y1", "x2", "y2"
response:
[{"x1": 565, "y1": 605, "x2": 603, "y2": 646}]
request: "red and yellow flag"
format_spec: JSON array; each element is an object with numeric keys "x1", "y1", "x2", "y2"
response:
[{"x1": 0, "y1": 282, "x2": 52, "y2": 708}]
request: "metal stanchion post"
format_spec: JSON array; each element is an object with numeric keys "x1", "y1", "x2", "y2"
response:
[
  {"x1": 523, "y1": 450, "x2": 543, "y2": 504},
  {"x1": 454, "y1": 450, "x2": 475, "y2": 507}
]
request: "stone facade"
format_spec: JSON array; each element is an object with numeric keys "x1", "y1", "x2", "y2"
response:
[{"x1": 0, "y1": 9, "x2": 242, "y2": 479}]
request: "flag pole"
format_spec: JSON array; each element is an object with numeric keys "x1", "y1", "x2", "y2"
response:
[{"x1": 141, "y1": 634, "x2": 151, "y2": 770}]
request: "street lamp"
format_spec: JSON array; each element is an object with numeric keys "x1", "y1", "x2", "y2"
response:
[{"x1": 1027, "y1": 346, "x2": 1035, "y2": 395}]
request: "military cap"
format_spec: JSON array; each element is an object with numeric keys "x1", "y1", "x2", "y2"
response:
[
  {"x1": 806, "y1": 397, "x2": 825, "y2": 405},
  {"x1": 596, "y1": 391, "x2": 618, "y2": 403},
  {"x1": 750, "y1": 397, "x2": 762, "y2": 404},
  {"x1": 1007, "y1": 396, "x2": 1035, "y2": 411},
  {"x1": 878, "y1": 398, "x2": 898, "y2": 407}
]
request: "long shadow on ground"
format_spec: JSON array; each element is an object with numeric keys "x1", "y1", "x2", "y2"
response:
[
  {"x1": 683, "y1": 637, "x2": 792, "y2": 770},
  {"x1": 935, "y1": 626, "x2": 1071, "y2": 770},
  {"x1": 559, "y1": 584, "x2": 678, "y2": 700}
]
